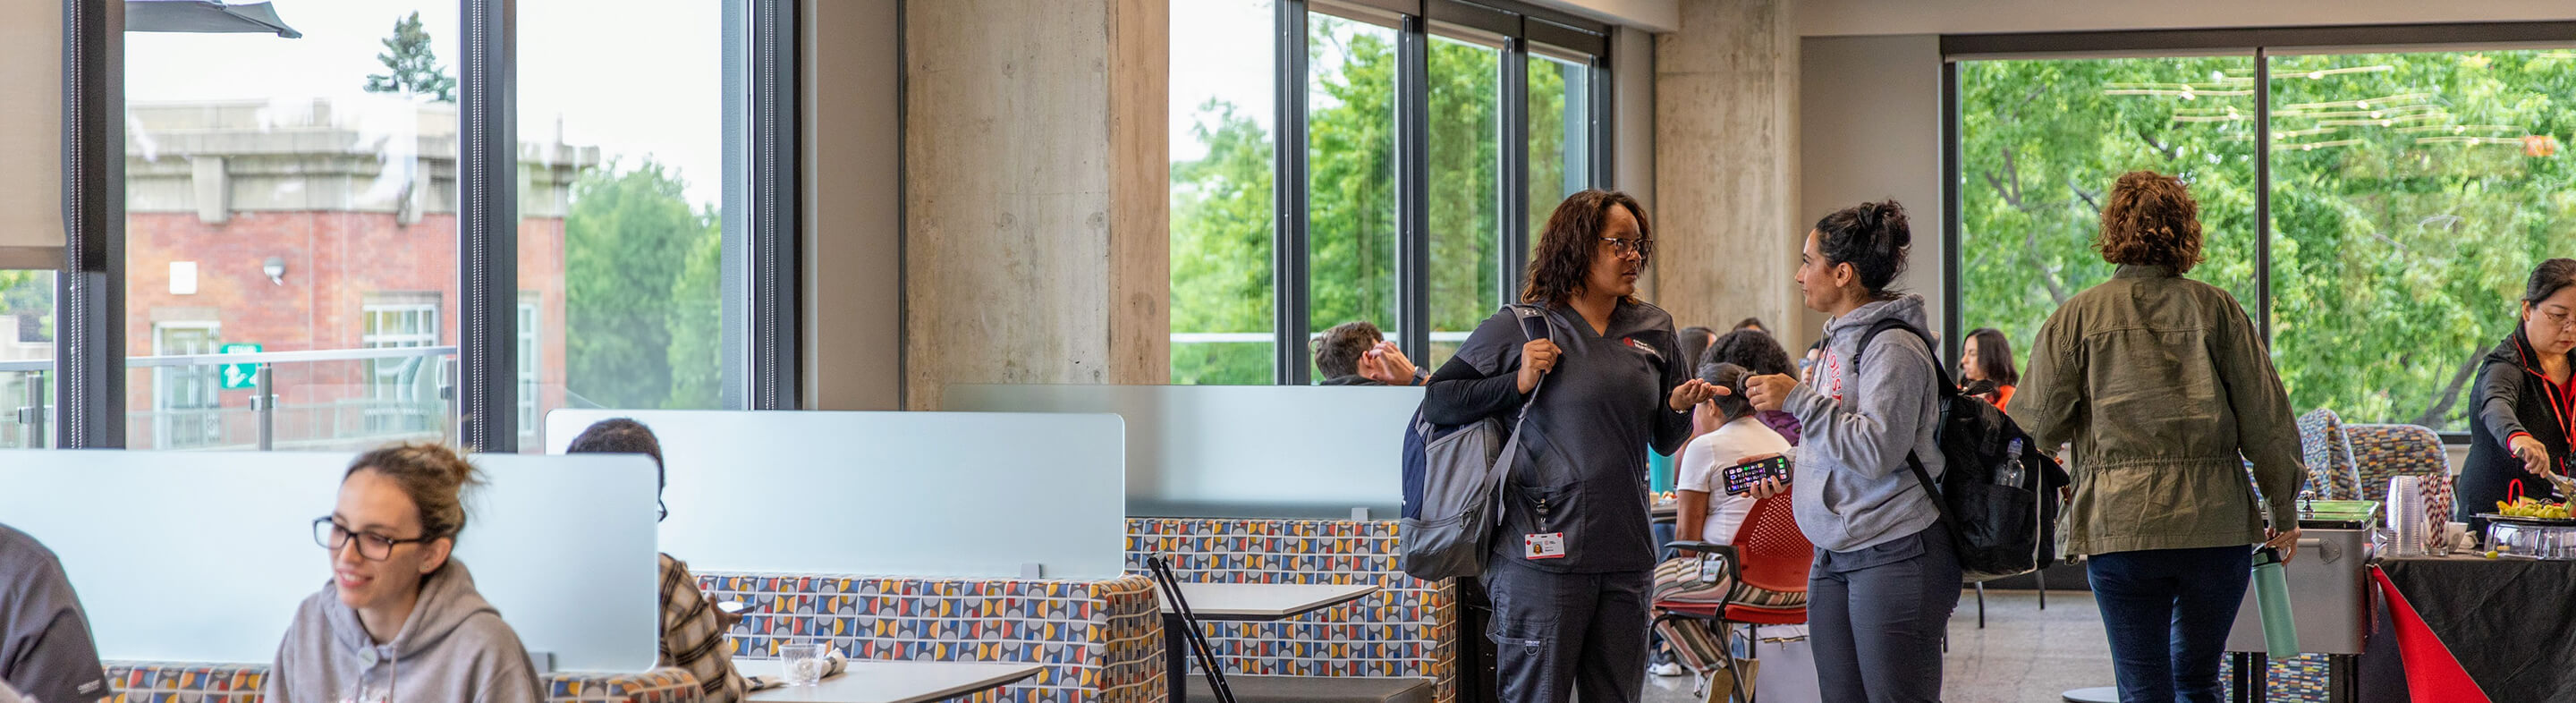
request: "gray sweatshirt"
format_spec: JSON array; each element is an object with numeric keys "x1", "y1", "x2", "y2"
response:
[
  {"x1": 266, "y1": 559, "x2": 543, "y2": 703},
  {"x1": 1784, "y1": 294, "x2": 1947, "y2": 553}
]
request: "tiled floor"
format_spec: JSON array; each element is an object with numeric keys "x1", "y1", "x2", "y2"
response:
[{"x1": 1641, "y1": 589, "x2": 2113, "y2": 703}]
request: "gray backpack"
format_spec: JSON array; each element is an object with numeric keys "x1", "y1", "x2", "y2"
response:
[{"x1": 1399, "y1": 305, "x2": 1548, "y2": 581}]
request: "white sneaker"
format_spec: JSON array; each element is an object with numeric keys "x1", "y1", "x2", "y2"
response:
[{"x1": 1648, "y1": 661, "x2": 1687, "y2": 677}]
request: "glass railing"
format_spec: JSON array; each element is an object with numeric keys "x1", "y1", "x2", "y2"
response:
[{"x1": 0, "y1": 346, "x2": 459, "y2": 451}]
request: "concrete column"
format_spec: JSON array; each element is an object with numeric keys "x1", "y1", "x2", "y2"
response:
[
  {"x1": 1652, "y1": 0, "x2": 1814, "y2": 347},
  {"x1": 903, "y1": 0, "x2": 1170, "y2": 410}
]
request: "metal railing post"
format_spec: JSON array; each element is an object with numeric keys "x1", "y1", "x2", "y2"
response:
[
  {"x1": 19, "y1": 371, "x2": 45, "y2": 449},
  {"x1": 254, "y1": 364, "x2": 275, "y2": 452}
]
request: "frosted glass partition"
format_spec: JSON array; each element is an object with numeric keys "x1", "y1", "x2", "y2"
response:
[
  {"x1": 544, "y1": 410, "x2": 1128, "y2": 580},
  {"x1": 942, "y1": 384, "x2": 1421, "y2": 519},
  {"x1": 0, "y1": 451, "x2": 660, "y2": 671}
]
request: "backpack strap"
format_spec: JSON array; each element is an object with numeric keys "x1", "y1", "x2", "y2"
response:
[{"x1": 1852, "y1": 318, "x2": 1956, "y2": 528}]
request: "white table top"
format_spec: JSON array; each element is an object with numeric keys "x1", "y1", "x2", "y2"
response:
[
  {"x1": 1160, "y1": 582, "x2": 1382, "y2": 621},
  {"x1": 744, "y1": 661, "x2": 1045, "y2": 703}
]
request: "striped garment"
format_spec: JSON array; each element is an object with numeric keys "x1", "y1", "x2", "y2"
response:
[{"x1": 660, "y1": 553, "x2": 749, "y2": 703}]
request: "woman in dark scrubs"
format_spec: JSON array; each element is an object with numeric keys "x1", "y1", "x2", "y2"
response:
[
  {"x1": 2460, "y1": 258, "x2": 2576, "y2": 533},
  {"x1": 1422, "y1": 189, "x2": 1715, "y2": 703}
]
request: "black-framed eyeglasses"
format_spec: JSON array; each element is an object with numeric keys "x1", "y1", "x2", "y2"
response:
[
  {"x1": 1600, "y1": 236, "x2": 1651, "y2": 258},
  {"x1": 313, "y1": 517, "x2": 434, "y2": 562}
]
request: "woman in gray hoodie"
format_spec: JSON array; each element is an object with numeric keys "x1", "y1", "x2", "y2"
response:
[
  {"x1": 1741, "y1": 200, "x2": 1958, "y2": 702},
  {"x1": 268, "y1": 443, "x2": 544, "y2": 703}
]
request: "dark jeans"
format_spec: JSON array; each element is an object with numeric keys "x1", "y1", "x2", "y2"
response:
[
  {"x1": 2087, "y1": 545, "x2": 2252, "y2": 703},
  {"x1": 1481, "y1": 556, "x2": 1652, "y2": 703},
  {"x1": 1809, "y1": 521, "x2": 1962, "y2": 703}
]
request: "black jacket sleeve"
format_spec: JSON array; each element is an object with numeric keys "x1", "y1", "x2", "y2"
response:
[
  {"x1": 1424, "y1": 309, "x2": 1530, "y2": 426},
  {"x1": 2475, "y1": 358, "x2": 2529, "y2": 451}
]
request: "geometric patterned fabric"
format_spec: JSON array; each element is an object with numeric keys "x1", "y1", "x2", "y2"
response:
[
  {"x1": 694, "y1": 572, "x2": 1165, "y2": 703},
  {"x1": 1123, "y1": 518, "x2": 1455, "y2": 703},
  {"x1": 2348, "y1": 422, "x2": 2456, "y2": 521},
  {"x1": 2297, "y1": 408, "x2": 2362, "y2": 501},
  {"x1": 103, "y1": 662, "x2": 705, "y2": 703}
]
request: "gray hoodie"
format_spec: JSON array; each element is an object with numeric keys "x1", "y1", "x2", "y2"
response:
[
  {"x1": 266, "y1": 559, "x2": 543, "y2": 703},
  {"x1": 1784, "y1": 294, "x2": 1947, "y2": 553}
]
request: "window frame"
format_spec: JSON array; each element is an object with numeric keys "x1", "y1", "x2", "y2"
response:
[
  {"x1": 50, "y1": 0, "x2": 801, "y2": 449},
  {"x1": 1940, "y1": 21, "x2": 2576, "y2": 444},
  {"x1": 1265, "y1": 0, "x2": 1614, "y2": 384}
]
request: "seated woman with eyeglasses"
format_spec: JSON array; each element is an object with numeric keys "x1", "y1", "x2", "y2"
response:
[{"x1": 268, "y1": 443, "x2": 543, "y2": 703}]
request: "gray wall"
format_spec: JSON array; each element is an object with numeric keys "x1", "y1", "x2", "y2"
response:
[{"x1": 1797, "y1": 34, "x2": 1943, "y2": 343}]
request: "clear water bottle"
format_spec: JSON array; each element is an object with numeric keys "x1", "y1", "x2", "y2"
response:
[{"x1": 1996, "y1": 437, "x2": 2026, "y2": 487}]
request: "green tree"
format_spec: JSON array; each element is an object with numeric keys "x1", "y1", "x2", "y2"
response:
[
  {"x1": 1961, "y1": 52, "x2": 2576, "y2": 430},
  {"x1": 563, "y1": 158, "x2": 716, "y2": 409},
  {"x1": 364, "y1": 11, "x2": 457, "y2": 103}
]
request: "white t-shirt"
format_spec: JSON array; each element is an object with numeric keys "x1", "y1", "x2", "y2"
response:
[{"x1": 1675, "y1": 415, "x2": 1794, "y2": 544}]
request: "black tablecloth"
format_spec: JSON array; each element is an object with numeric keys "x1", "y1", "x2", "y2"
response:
[{"x1": 2377, "y1": 556, "x2": 2576, "y2": 700}]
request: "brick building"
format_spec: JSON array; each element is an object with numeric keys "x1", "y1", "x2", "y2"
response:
[{"x1": 123, "y1": 97, "x2": 594, "y2": 450}]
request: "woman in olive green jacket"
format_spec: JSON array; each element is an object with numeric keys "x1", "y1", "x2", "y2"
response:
[{"x1": 2009, "y1": 171, "x2": 2307, "y2": 703}]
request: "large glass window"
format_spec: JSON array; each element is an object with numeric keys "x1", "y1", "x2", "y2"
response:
[
  {"x1": 1308, "y1": 13, "x2": 1401, "y2": 379},
  {"x1": 0, "y1": 270, "x2": 51, "y2": 448},
  {"x1": 1957, "y1": 56, "x2": 2260, "y2": 381},
  {"x1": 1165, "y1": 2, "x2": 1611, "y2": 385},
  {"x1": 2267, "y1": 49, "x2": 2576, "y2": 430},
  {"x1": 125, "y1": 3, "x2": 463, "y2": 450},
  {"x1": 1528, "y1": 51, "x2": 1593, "y2": 237},
  {"x1": 1427, "y1": 33, "x2": 1503, "y2": 368},
  {"x1": 520, "y1": 0, "x2": 734, "y2": 448},
  {"x1": 1958, "y1": 47, "x2": 2576, "y2": 433},
  {"x1": 1168, "y1": 0, "x2": 1276, "y2": 385}
]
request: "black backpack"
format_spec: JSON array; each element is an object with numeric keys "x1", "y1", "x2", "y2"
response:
[{"x1": 1856, "y1": 318, "x2": 2071, "y2": 582}]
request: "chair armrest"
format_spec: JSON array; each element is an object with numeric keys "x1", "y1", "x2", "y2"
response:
[{"x1": 1665, "y1": 541, "x2": 1741, "y2": 583}]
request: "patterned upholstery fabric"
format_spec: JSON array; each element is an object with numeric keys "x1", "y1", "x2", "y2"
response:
[
  {"x1": 107, "y1": 662, "x2": 266, "y2": 703},
  {"x1": 547, "y1": 669, "x2": 705, "y2": 703},
  {"x1": 2348, "y1": 423, "x2": 2455, "y2": 521},
  {"x1": 698, "y1": 572, "x2": 1162, "y2": 703},
  {"x1": 1125, "y1": 518, "x2": 1454, "y2": 703},
  {"x1": 2221, "y1": 653, "x2": 2331, "y2": 702},
  {"x1": 2296, "y1": 409, "x2": 2361, "y2": 501},
  {"x1": 105, "y1": 663, "x2": 705, "y2": 703}
]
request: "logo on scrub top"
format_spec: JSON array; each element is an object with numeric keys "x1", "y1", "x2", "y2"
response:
[{"x1": 1622, "y1": 336, "x2": 1661, "y2": 363}]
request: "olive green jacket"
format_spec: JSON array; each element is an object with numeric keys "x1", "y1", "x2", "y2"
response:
[{"x1": 2009, "y1": 265, "x2": 2308, "y2": 557}]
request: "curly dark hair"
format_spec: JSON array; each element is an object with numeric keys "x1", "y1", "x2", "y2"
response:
[
  {"x1": 1703, "y1": 328, "x2": 1794, "y2": 377},
  {"x1": 1813, "y1": 200, "x2": 1911, "y2": 296},
  {"x1": 1522, "y1": 190, "x2": 1650, "y2": 306},
  {"x1": 2097, "y1": 170, "x2": 2205, "y2": 273}
]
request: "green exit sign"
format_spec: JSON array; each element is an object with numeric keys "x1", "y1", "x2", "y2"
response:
[{"x1": 219, "y1": 343, "x2": 262, "y2": 390}]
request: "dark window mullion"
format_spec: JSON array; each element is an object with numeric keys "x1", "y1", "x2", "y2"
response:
[
  {"x1": 1275, "y1": 1, "x2": 1313, "y2": 385},
  {"x1": 1498, "y1": 37, "x2": 1530, "y2": 301},
  {"x1": 459, "y1": 0, "x2": 518, "y2": 452},
  {"x1": 59, "y1": 0, "x2": 124, "y2": 448},
  {"x1": 1396, "y1": 15, "x2": 1430, "y2": 361},
  {"x1": 1941, "y1": 61, "x2": 1962, "y2": 362},
  {"x1": 2253, "y1": 47, "x2": 2273, "y2": 344}
]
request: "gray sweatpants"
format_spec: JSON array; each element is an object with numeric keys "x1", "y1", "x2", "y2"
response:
[
  {"x1": 1480, "y1": 556, "x2": 1652, "y2": 703},
  {"x1": 1809, "y1": 521, "x2": 1962, "y2": 703}
]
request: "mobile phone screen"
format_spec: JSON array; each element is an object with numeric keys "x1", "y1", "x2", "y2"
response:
[{"x1": 1722, "y1": 455, "x2": 1792, "y2": 495}]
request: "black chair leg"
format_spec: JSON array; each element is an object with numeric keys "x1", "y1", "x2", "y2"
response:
[{"x1": 1976, "y1": 582, "x2": 1987, "y2": 629}]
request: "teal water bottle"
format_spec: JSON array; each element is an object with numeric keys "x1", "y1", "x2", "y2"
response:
[{"x1": 2252, "y1": 546, "x2": 2297, "y2": 658}]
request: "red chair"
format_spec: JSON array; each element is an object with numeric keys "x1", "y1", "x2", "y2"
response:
[{"x1": 1652, "y1": 495, "x2": 1811, "y2": 702}]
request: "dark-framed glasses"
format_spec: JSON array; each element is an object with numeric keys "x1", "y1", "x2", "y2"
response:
[{"x1": 312, "y1": 517, "x2": 433, "y2": 562}]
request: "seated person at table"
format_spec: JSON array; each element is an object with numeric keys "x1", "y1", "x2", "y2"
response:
[
  {"x1": 0, "y1": 522, "x2": 108, "y2": 703},
  {"x1": 268, "y1": 443, "x2": 542, "y2": 703},
  {"x1": 1313, "y1": 320, "x2": 1425, "y2": 385},
  {"x1": 568, "y1": 419, "x2": 750, "y2": 703},
  {"x1": 1652, "y1": 362, "x2": 1802, "y2": 608}
]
